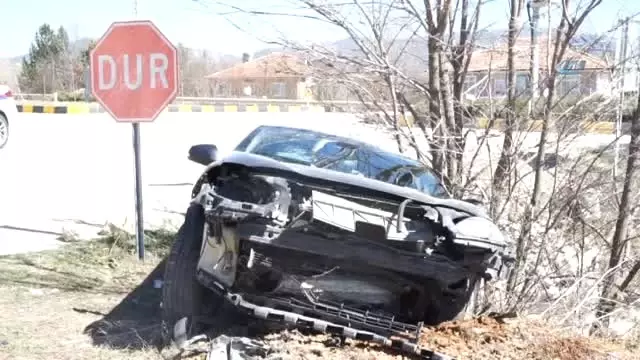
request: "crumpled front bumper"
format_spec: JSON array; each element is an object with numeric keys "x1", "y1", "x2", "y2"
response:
[{"x1": 196, "y1": 269, "x2": 456, "y2": 360}]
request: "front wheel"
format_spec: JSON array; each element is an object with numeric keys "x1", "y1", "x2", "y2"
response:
[
  {"x1": 0, "y1": 114, "x2": 9, "y2": 149},
  {"x1": 161, "y1": 204, "x2": 222, "y2": 346},
  {"x1": 422, "y1": 277, "x2": 477, "y2": 325}
]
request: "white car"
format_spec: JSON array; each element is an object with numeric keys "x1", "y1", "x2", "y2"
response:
[{"x1": 0, "y1": 84, "x2": 18, "y2": 149}]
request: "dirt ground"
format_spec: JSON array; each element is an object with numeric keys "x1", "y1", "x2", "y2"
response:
[{"x1": 0, "y1": 240, "x2": 636, "y2": 360}]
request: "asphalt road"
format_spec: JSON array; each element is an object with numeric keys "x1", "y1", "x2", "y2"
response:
[
  {"x1": 0, "y1": 112, "x2": 624, "y2": 255},
  {"x1": 0, "y1": 112, "x2": 382, "y2": 254}
]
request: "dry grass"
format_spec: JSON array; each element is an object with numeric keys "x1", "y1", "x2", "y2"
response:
[
  {"x1": 0, "y1": 233, "x2": 636, "y2": 360},
  {"x1": 0, "y1": 289, "x2": 165, "y2": 360},
  {"x1": 0, "y1": 236, "x2": 176, "y2": 360}
]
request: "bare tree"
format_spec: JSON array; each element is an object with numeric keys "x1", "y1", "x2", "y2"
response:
[
  {"x1": 591, "y1": 83, "x2": 640, "y2": 334},
  {"x1": 491, "y1": 0, "x2": 524, "y2": 220},
  {"x1": 191, "y1": 0, "x2": 640, "y2": 335},
  {"x1": 248, "y1": 0, "x2": 488, "y2": 194},
  {"x1": 505, "y1": 0, "x2": 604, "y2": 295},
  {"x1": 450, "y1": 0, "x2": 482, "y2": 183}
]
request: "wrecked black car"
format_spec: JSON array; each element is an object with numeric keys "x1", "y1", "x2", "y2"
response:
[{"x1": 162, "y1": 125, "x2": 513, "y2": 357}]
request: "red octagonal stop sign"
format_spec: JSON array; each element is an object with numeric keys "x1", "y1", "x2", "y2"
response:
[{"x1": 90, "y1": 21, "x2": 178, "y2": 122}]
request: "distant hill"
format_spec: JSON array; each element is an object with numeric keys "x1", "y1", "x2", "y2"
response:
[
  {"x1": 0, "y1": 30, "x2": 619, "y2": 90},
  {"x1": 6, "y1": 37, "x2": 96, "y2": 64},
  {"x1": 0, "y1": 56, "x2": 22, "y2": 88},
  {"x1": 571, "y1": 33, "x2": 616, "y2": 58},
  {"x1": 69, "y1": 37, "x2": 94, "y2": 57},
  {"x1": 0, "y1": 37, "x2": 95, "y2": 89},
  {"x1": 245, "y1": 29, "x2": 507, "y2": 75},
  {"x1": 263, "y1": 30, "x2": 616, "y2": 74}
]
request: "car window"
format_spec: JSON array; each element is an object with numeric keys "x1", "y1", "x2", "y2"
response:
[
  {"x1": 358, "y1": 148, "x2": 449, "y2": 198},
  {"x1": 315, "y1": 141, "x2": 344, "y2": 158},
  {"x1": 253, "y1": 138, "x2": 317, "y2": 164},
  {"x1": 326, "y1": 152, "x2": 359, "y2": 174},
  {"x1": 243, "y1": 128, "x2": 355, "y2": 168},
  {"x1": 236, "y1": 126, "x2": 449, "y2": 198},
  {"x1": 415, "y1": 170, "x2": 449, "y2": 198},
  {"x1": 357, "y1": 150, "x2": 414, "y2": 180},
  {"x1": 313, "y1": 142, "x2": 360, "y2": 174}
]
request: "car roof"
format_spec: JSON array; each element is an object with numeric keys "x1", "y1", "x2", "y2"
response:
[{"x1": 255, "y1": 125, "x2": 422, "y2": 166}]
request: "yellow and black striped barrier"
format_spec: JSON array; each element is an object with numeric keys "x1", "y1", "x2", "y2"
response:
[
  {"x1": 15, "y1": 103, "x2": 618, "y2": 135},
  {"x1": 476, "y1": 117, "x2": 616, "y2": 135},
  {"x1": 16, "y1": 103, "x2": 332, "y2": 114}
]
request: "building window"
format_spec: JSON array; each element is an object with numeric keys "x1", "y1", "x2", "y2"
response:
[
  {"x1": 463, "y1": 75, "x2": 478, "y2": 92},
  {"x1": 215, "y1": 82, "x2": 229, "y2": 97},
  {"x1": 558, "y1": 74, "x2": 581, "y2": 96},
  {"x1": 242, "y1": 80, "x2": 253, "y2": 97},
  {"x1": 494, "y1": 79, "x2": 507, "y2": 97},
  {"x1": 271, "y1": 82, "x2": 286, "y2": 98},
  {"x1": 558, "y1": 60, "x2": 586, "y2": 73},
  {"x1": 515, "y1": 73, "x2": 531, "y2": 96}
]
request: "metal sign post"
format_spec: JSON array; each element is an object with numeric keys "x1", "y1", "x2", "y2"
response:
[
  {"x1": 89, "y1": 20, "x2": 178, "y2": 260},
  {"x1": 132, "y1": 0, "x2": 144, "y2": 261},
  {"x1": 132, "y1": 123, "x2": 144, "y2": 260}
]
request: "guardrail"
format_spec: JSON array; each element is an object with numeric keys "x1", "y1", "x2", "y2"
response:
[
  {"x1": 16, "y1": 102, "x2": 331, "y2": 114},
  {"x1": 14, "y1": 93, "x2": 58, "y2": 102},
  {"x1": 174, "y1": 96, "x2": 371, "y2": 106},
  {"x1": 13, "y1": 94, "x2": 621, "y2": 135},
  {"x1": 14, "y1": 93, "x2": 373, "y2": 107},
  {"x1": 14, "y1": 94, "x2": 378, "y2": 114}
]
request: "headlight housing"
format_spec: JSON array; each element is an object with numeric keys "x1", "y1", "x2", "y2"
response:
[{"x1": 451, "y1": 216, "x2": 508, "y2": 252}]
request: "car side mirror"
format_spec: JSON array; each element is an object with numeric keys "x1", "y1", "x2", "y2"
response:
[{"x1": 188, "y1": 144, "x2": 218, "y2": 166}]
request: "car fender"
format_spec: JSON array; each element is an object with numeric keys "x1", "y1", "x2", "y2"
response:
[
  {"x1": 190, "y1": 159, "x2": 227, "y2": 198},
  {"x1": 452, "y1": 216, "x2": 509, "y2": 252}
]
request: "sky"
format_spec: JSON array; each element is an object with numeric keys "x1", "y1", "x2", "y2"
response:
[{"x1": 0, "y1": 0, "x2": 638, "y2": 58}]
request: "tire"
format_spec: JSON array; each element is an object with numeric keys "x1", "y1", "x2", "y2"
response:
[
  {"x1": 423, "y1": 277, "x2": 477, "y2": 325},
  {"x1": 0, "y1": 114, "x2": 8, "y2": 149},
  {"x1": 162, "y1": 204, "x2": 222, "y2": 346}
]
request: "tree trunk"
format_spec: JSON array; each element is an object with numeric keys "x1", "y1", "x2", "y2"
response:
[
  {"x1": 427, "y1": 33, "x2": 445, "y2": 177},
  {"x1": 440, "y1": 56, "x2": 457, "y2": 187},
  {"x1": 590, "y1": 87, "x2": 640, "y2": 334},
  {"x1": 387, "y1": 76, "x2": 405, "y2": 154},
  {"x1": 491, "y1": 0, "x2": 521, "y2": 219},
  {"x1": 450, "y1": 0, "x2": 474, "y2": 191},
  {"x1": 509, "y1": 13, "x2": 571, "y2": 299}
]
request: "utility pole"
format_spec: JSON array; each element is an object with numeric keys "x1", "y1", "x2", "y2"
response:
[
  {"x1": 527, "y1": 0, "x2": 546, "y2": 117},
  {"x1": 614, "y1": 17, "x2": 629, "y2": 178}
]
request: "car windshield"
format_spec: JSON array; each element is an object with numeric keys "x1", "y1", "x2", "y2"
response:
[
  {"x1": 239, "y1": 127, "x2": 351, "y2": 165},
  {"x1": 238, "y1": 126, "x2": 450, "y2": 198}
]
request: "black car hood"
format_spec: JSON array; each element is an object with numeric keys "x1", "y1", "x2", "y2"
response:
[{"x1": 215, "y1": 151, "x2": 489, "y2": 219}]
